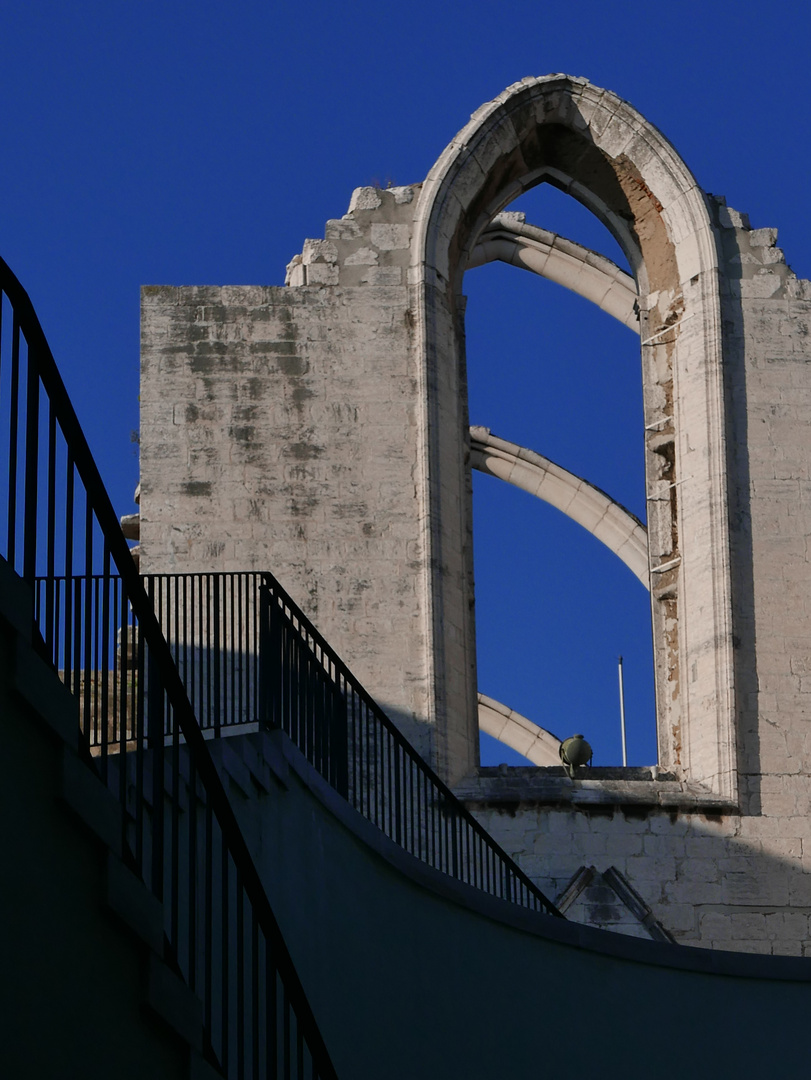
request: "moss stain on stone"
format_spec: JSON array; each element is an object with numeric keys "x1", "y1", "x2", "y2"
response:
[{"x1": 182, "y1": 480, "x2": 212, "y2": 497}]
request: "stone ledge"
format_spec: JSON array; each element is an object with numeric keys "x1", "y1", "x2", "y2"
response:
[{"x1": 454, "y1": 768, "x2": 738, "y2": 814}]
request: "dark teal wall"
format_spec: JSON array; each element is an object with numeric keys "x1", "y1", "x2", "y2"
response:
[
  {"x1": 232, "y1": 734, "x2": 811, "y2": 1080},
  {"x1": 3, "y1": 546, "x2": 810, "y2": 1080},
  {"x1": 0, "y1": 599, "x2": 184, "y2": 1080}
]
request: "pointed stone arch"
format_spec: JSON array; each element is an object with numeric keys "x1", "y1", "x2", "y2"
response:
[
  {"x1": 469, "y1": 427, "x2": 649, "y2": 587},
  {"x1": 467, "y1": 215, "x2": 639, "y2": 331},
  {"x1": 410, "y1": 76, "x2": 735, "y2": 800}
]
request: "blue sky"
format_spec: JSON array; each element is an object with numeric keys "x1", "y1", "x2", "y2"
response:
[{"x1": 2, "y1": 1, "x2": 808, "y2": 767}]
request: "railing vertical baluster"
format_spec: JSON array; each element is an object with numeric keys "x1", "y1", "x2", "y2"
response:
[
  {"x1": 258, "y1": 581, "x2": 268, "y2": 728},
  {"x1": 81, "y1": 500, "x2": 93, "y2": 741},
  {"x1": 204, "y1": 574, "x2": 211, "y2": 730},
  {"x1": 117, "y1": 587, "x2": 128, "y2": 837},
  {"x1": 303, "y1": 633, "x2": 312, "y2": 764},
  {"x1": 100, "y1": 550, "x2": 111, "y2": 778},
  {"x1": 252, "y1": 574, "x2": 258, "y2": 721},
  {"x1": 188, "y1": 755, "x2": 198, "y2": 993},
  {"x1": 273, "y1": 591, "x2": 283, "y2": 731},
  {"x1": 278, "y1": 592, "x2": 286, "y2": 731},
  {"x1": 351, "y1": 685, "x2": 359, "y2": 811},
  {"x1": 312, "y1": 641, "x2": 322, "y2": 774},
  {"x1": 229, "y1": 575, "x2": 236, "y2": 728},
  {"x1": 383, "y1": 727, "x2": 390, "y2": 840},
  {"x1": 252, "y1": 912, "x2": 260, "y2": 1080},
  {"x1": 362, "y1": 700, "x2": 370, "y2": 823},
  {"x1": 436, "y1": 778, "x2": 443, "y2": 872},
  {"x1": 213, "y1": 574, "x2": 222, "y2": 738},
  {"x1": 204, "y1": 800, "x2": 214, "y2": 1045},
  {"x1": 465, "y1": 819, "x2": 472, "y2": 887},
  {"x1": 71, "y1": 573, "x2": 82, "y2": 707},
  {"x1": 190, "y1": 574, "x2": 198, "y2": 724},
  {"x1": 181, "y1": 575, "x2": 188, "y2": 713},
  {"x1": 92, "y1": 575, "x2": 101, "y2": 750},
  {"x1": 311, "y1": 641, "x2": 320, "y2": 772},
  {"x1": 222, "y1": 841, "x2": 230, "y2": 1073},
  {"x1": 237, "y1": 875, "x2": 245, "y2": 1080},
  {"x1": 44, "y1": 408, "x2": 56, "y2": 651},
  {"x1": 372, "y1": 695, "x2": 380, "y2": 828},
  {"x1": 63, "y1": 456, "x2": 74, "y2": 688},
  {"x1": 299, "y1": 630, "x2": 308, "y2": 760},
  {"x1": 53, "y1": 574, "x2": 61, "y2": 686},
  {"x1": 171, "y1": 671, "x2": 181, "y2": 957},
  {"x1": 135, "y1": 604, "x2": 147, "y2": 879},
  {"x1": 248, "y1": 574, "x2": 254, "y2": 722},
  {"x1": 452, "y1": 807, "x2": 459, "y2": 880},
  {"x1": 22, "y1": 332, "x2": 39, "y2": 585},
  {"x1": 428, "y1": 772, "x2": 435, "y2": 869},
  {"x1": 7, "y1": 311, "x2": 20, "y2": 568},
  {"x1": 283, "y1": 990, "x2": 291, "y2": 1080},
  {"x1": 299, "y1": 619, "x2": 307, "y2": 753},
  {"x1": 145, "y1": 576, "x2": 164, "y2": 903},
  {"x1": 285, "y1": 609, "x2": 294, "y2": 742},
  {"x1": 171, "y1": 576, "x2": 179, "y2": 722},
  {"x1": 267, "y1": 958, "x2": 277, "y2": 1078}
]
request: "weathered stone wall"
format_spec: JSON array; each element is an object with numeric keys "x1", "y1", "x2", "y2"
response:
[
  {"x1": 458, "y1": 200, "x2": 811, "y2": 956},
  {"x1": 139, "y1": 77, "x2": 811, "y2": 955},
  {"x1": 141, "y1": 184, "x2": 480, "y2": 774},
  {"x1": 140, "y1": 197, "x2": 434, "y2": 751},
  {"x1": 464, "y1": 794, "x2": 811, "y2": 954}
]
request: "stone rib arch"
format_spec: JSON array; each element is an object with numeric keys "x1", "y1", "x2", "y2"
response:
[
  {"x1": 469, "y1": 426, "x2": 649, "y2": 587},
  {"x1": 411, "y1": 75, "x2": 735, "y2": 799},
  {"x1": 468, "y1": 215, "x2": 639, "y2": 331},
  {"x1": 477, "y1": 693, "x2": 562, "y2": 766}
]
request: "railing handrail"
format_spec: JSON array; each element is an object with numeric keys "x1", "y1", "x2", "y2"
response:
[
  {"x1": 257, "y1": 569, "x2": 563, "y2": 918},
  {"x1": 2, "y1": 257, "x2": 338, "y2": 1078},
  {"x1": 55, "y1": 564, "x2": 562, "y2": 916}
]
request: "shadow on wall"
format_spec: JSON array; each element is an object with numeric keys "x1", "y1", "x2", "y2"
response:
[
  {"x1": 472, "y1": 796, "x2": 811, "y2": 955},
  {"x1": 231, "y1": 729, "x2": 811, "y2": 1080},
  {"x1": 715, "y1": 201, "x2": 759, "y2": 812}
]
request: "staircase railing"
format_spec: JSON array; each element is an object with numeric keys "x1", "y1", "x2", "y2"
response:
[
  {"x1": 0, "y1": 257, "x2": 338, "y2": 1079},
  {"x1": 259, "y1": 572, "x2": 563, "y2": 917},
  {"x1": 100, "y1": 569, "x2": 561, "y2": 918}
]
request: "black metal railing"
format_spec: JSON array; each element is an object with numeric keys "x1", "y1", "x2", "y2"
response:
[
  {"x1": 112, "y1": 570, "x2": 561, "y2": 917},
  {"x1": 259, "y1": 573, "x2": 562, "y2": 916},
  {"x1": 0, "y1": 256, "x2": 338, "y2": 1079}
]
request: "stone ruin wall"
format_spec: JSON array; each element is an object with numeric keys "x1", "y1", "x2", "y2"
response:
[
  {"x1": 139, "y1": 78, "x2": 811, "y2": 955},
  {"x1": 139, "y1": 187, "x2": 439, "y2": 758},
  {"x1": 462, "y1": 199, "x2": 811, "y2": 955}
]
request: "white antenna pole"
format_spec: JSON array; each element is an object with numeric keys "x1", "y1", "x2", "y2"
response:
[{"x1": 618, "y1": 655, "x2": 628, "y2": 767}]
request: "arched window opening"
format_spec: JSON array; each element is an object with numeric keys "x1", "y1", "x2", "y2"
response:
[
  {"x1": 465, "y1": 184, "x2": 654, "y2": 767},
  {"x1": 414, "y1": 77, "x2": 736, "y2": 798},
  {"x1": 507, "y1": 182, "x2": 632, "y2": 272}
]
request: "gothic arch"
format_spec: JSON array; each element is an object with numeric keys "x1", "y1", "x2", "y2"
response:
[
  {"x1": 468, "y1": 216, "x2": 639, "y2": 331},
  {"x1": 477, "y1": 693, "x2": 562, "y2": 766},
  {"x1": 411, "y1": 76, "x2": 735, "y2": 800},
  {"x1": 469, "y1": 427, "x2": 649, "y2": 587}
]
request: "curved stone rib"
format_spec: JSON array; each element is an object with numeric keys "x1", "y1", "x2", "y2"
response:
[
  {"x1": 478, "y1": 693, "x2": 561, "y2": 766},
  {"x1": 468, "y1": 217, "x2": 639, "y2": 332},
  {"x1": 470, "y1": 426, "x2": 649, "y2": 588}
]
